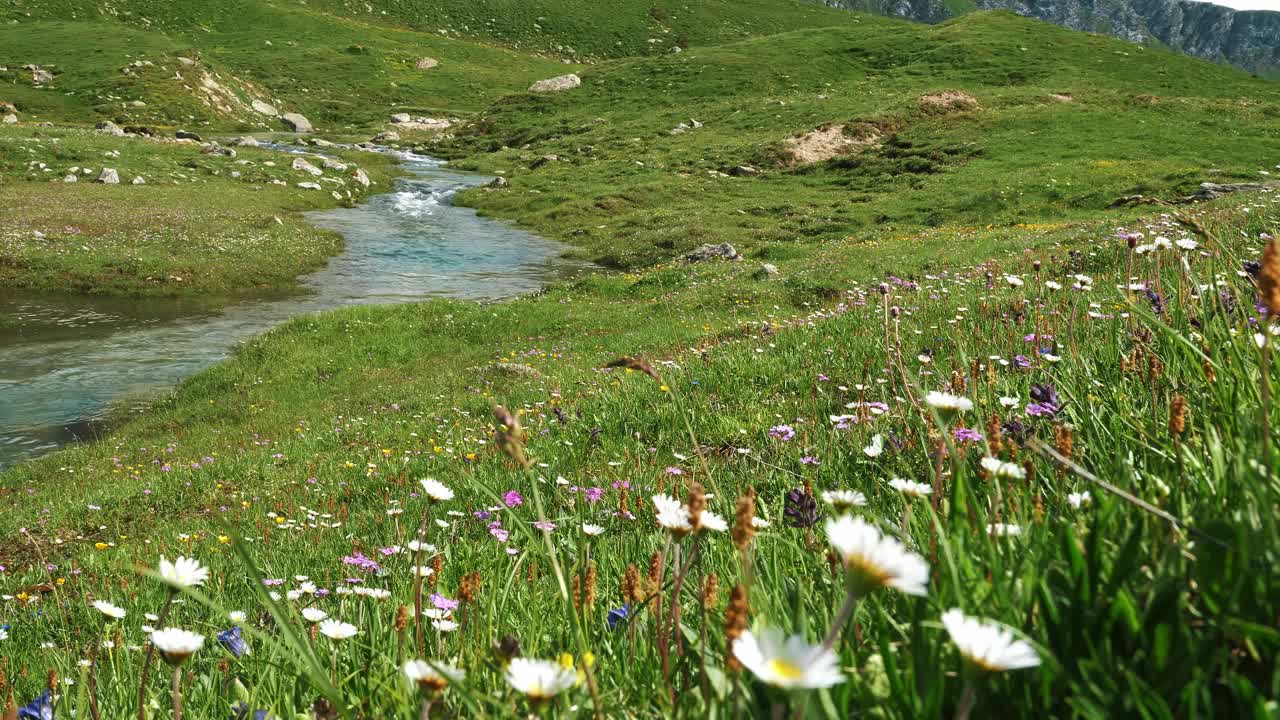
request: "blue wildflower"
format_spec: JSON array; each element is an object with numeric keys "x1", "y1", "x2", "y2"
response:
[
  {"x1": 18, "y1": 690, "x2": 53, "y2": 720},
  {"x1": 607, "y1": 604, "x2": 630, "y2": 631},
  {"x1": 217, "y1": 626, "x2": 251, "y2": 658},
  {"x1": 230, "y1": 703, "x2": 273, "y2": 720}
]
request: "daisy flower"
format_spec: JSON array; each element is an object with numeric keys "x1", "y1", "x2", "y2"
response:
[
  {"x1": 301, "y1": 608, "x2": 328, "y2": 623},
  {"x1": 821, "y1": 490, "x2": 867, "y2": 512},
  {"x1": 979, "y1": 456, "x2": 1026, "y2": 479},
  {"x1": 888, "y1": 478, "x2": 932, "y2": 498},
  {"x1": 1067, "y1": 491, "x2": 1092, "y2": 508},
  {"x1": 732, "y1": 627, "x2": 844, "y2": 689},
  {"x1": 150, "y1": 628, "x2": 204, "y2": 665},
  {"x1": 93, "y1": 601, "x2": 126, "y2": 620},
  {"x1": 925, "y1": 391, "x2": 973, "y2": 415},
  {"x1": 404, "y1": 659, "x2": 464, "y2": 693},
  {"x1": 419, "y1": 479, "x2": 454, "y2": 502},
  {"x1": 582, "y1": 523, "x2": 605, "y2": 536},
  {"x1": 825, "y1": 515, "x2": 928, "y2": 596},
  {"x1": 941, "y1": 609, "x2": 1040, "y2": 671},
  {"x1": 505, "y1": 658, "x2": 578, "y2": 701},
  {"x1": 157, "y1": 556, "x2": 209, "y2": 588},
  {"x1": 318, "y1": 619, "x2": 359, "y2": 640}
]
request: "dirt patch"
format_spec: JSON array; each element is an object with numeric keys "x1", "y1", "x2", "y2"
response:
[
  {"x1": 783, "y1": 123, "x2": 881, "y2": 165},
  {"x1": 918, "y1": 91, "x2": 980, "y2": 114},
  {"x1": 1049, "y1": 93, "x2": 1074, "y2": 103}
]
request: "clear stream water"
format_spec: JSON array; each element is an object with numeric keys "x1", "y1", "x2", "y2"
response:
[{"x1": 0, "y1": 150, "x2": 583, "y2": 469}]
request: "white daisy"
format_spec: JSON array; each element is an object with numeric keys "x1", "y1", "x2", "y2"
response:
[
  {"x1": 150, "y1": 627, "x2": 204, "y2": 664},
  {"x1": 863, "y1": 434, "x2": 885, "y2": 458},
  {"x1": 941, "y1": 609, "x2": 1040, "y2": 671},
  {"x1": 582, "y1": 523, "x2": 605, "y2": 536},
  {"x1": 653, "y1": 494, "x2": 692, "y2": 534},
  {"x1": 419, "y1": 478, "x2": 454, "y2": 502},
  {"x1": 987, "y1": 523, "x2": 1023, "y2": 537},
  {"x1": 505, "y1": 657, "x2": 578, "y2": 701},
  {"x1": 404, "y1": 659, "x2": 464, "y2": 693},
  {"x1": 157, "y1": 556, "x2": 209, "y2": 588},
  {"x1": 1067, "y1": 491, "x2": 1091, "y2": 508},
  {"x1": 318, "y1": 619, "x2": 359, "y2": 640},
  {"x1": 732, "y1": 628, "x2": 844, "y2": 689},
  {"x1": 821, "y1": 489, "x2": 868, "y2": 511},
  {"x1": 432, "y1": 619, "x2": 459, "y2": 632},
  {"x1": 825, "y1": 515, "x2": 929, "y2": 596},
  {"x1": 93, "y1": 600, "x2": 126, "y2": 620},
  {"x1": 301, "y1": 607, "x2": 328, "y2": 623},
  {"x1": 1004, "y1": 275, "x2": 1024, "y2": 287},
  {"x1": 925, "y1": 391, "x2": 973, "y2": 414},
  {"x1": 888, "y1": 478, "x2": 932, "y2": 498},
  {"x1": 979, "y1": 456, "x2": 1026, "y2": 479},
  {"x1": 228, "y1": 611, "x2": 247, "y2": 624}
]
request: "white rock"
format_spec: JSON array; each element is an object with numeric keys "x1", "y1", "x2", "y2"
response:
[
  {"x1": 353, "y1": 168, "x2": 370, "y2": 187},
  {"x1": 97, "y1": 168, "x2": 120, "y2": 184},
  {"x1": 131, "y1": 176, "x2": 146, "y2": 185},
  {"x1": 291, "y1": 157, "x2": 323, "y2": 176},
  {"x1": 297, "y1": 182, "x2": 321, "y2": 190},
  {"x1": 529, "y1": 74, "x2": 581, "y2": 93},
  {"x1": 251, "y1": 99, "x2": 279, "y2": 116}
]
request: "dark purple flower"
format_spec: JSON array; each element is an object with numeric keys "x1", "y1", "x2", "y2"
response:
[
  {"x1": 17, "y1": 690, "x2": 52, "y2": 720},
  {"x1": 217, "y1": 626, "x2": 250, "y2": 658},
  {"x1": 607, "y1": 604, "x2": 630, "y2": 631},
  {"x1": 784, "y1": 488, "x2": 821, "y2": 529}
]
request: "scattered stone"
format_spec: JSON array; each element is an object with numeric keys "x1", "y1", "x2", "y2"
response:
[
  {"x1": 529, "y1": 74, "x2": 581, "y2": 93},
  {"x1": 321, "y1": 157, "x2": 349, "y2": 171},
  {"x1": 30, "y1": 66, "x2": 53, "y2": 86},
  {"x1": 202, "y1": 144, "x2": 237, "y2": 158},
  {"x1": 352, "y1": 168, "x2": 371, "y2": 188},
  {"x1": 128, "y1": 100, "x2": 146, "y2": 108},
  {"x1": 310, "y1": 138, "x2": 335, "y2": 148},
  {"x1": 1049, "y1": 93, "x2": 1074, "y2": 102},
  {"x1": 229, "y1": 136, "x2": 260, "y2": 147},
  {"x1": 389, "y1": 112, "x2": 412, "y2": 124},
  {"x1": 0, "y1": 101, "x2": 16, "y2": 114},
  {"x1": 63, "y1": 174, "x2": 77, "y2": 183},
  {"x1": 131, "y1": 176, "x2": 146, "y2": 185},
  {"x1": 530, "y1": 154, "x2": 560, "y2": 168},
  {"x1": 488, "y1": 176, "x2": 510, "y2": 189},
  {"x1": 684, "y1": 243, "x2": 742, "y2": 262},
  {"x1": 251, "y1": 99, "x2": 279, "y2": 116},
  {"x1": 415, "y1": 57, "x2": 439, "y2": 70},
  {"x1": 291, "y1": 157, "x2": 323, "y2": 176},
  {"x1": 176, "y1": 57, "x2": 197, "y2": 67},
  {"x1": 281, "y1": 112, "x2": 313, "y2": 132},
  {"x1": 175, "y1": 130, "x2": 202, "y2": 141},
  {"x1": 297, "y1": 182, "x2": 321, "y2": 190},
  {"x1": 123, "y1": 125, "x2": 157, "y2": 137},
  {"x1": 1180, "y1": 181, "x2": 1277, "y2": 202},
  {"x1": 95, "y1": 121, "x2": 126, "y2": 136},
  {"x1": 97, "y1": 168, "x2": 120, "y2": 184},
  {"x1": 756, "y1": 263, "x2": 780, "y2": 278},
  {"x1": 1, "y1": 113, "x2": 15, "y2": 125},
  {"x1": 728, "y1": 165, "x2": 758, "y2": 177},
  {"x1": 491, "y1": 362, "x2": 541, "y2": 378},
  {"x1": 373, "y1": 129, "x2": 400, "y2": 143}
]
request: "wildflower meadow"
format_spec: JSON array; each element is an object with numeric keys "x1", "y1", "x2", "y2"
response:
[{"x1": 1, "y1": 193, "x2": 1278, "y2": 719}]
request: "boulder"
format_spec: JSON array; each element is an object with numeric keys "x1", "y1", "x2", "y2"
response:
[
  {"x1": 321, "y1": 157, "x2": 348, "y2": 171},
  {"x1": 97, "y1": 168, "x2": 120, "y2": 184},
  {"x1": 30, "y1": 67, "x2": 53, "y2": 86},
  {"x1": 131, "y1": 176, "x2": 146, "y2": 185},
  {"x1": 95, "y1": 121, "x2": 126, "y2": 137},
  {"x1": 728, "y1": 165, "x2": 758, "y2": 177},
  {"x1": 175, "y1": 130, "x2": 202, "y2": 141},
  {"x1": 62, "y1": 174, "x2": 77, "y2": 183},
  {"x1": 229, "y1": 135, "x2": 260, "y2": 147},
  {"x1": 281, "y1": 112, "x2": 313, "y2": 132},
  {"x1": 373, "y1": 129, "x2": 400, "y2": 143},
  {"x1": 415, "y1": 57, "x2": 439, "y2": 70},
  {"x1": 530, "y1": 154, "x2": 559, "y2": 168},
  {"x1": 202, "y1": 144, "x2": 237, "y2": 158},
  {"x1": 176, "y1": 57, "x2": 197, "y2": 67},
  {"x1": 389, "y1": 112, "x2": 412, "y2": 124},
  {"x1": 684, "y1": 243, "x2": 741, "y2": 262},
  {"x1": 488, "y1": 176, "x2": 510, "y2": 189},
  {"x1": 297, "y1": 182, "x2": 321, "y2": 190},
  {"x1": 755, "y1": 263, "x2": 780, "y2": 279},
  {"x1": 352, "y1": 168, "x2": 371, "y2": 188},
  {"x1": 529, "y1": 74, "x2": 581, "y2": 93},
  {"x1": 251, "y1": 99, "x2": 279, "y2": 116},
  {"x1": 1, "y1": 113, "x2": 16, "y2": 125},
  {"x1": 0, "y1": 101, "x2": 16, "y2": 114},
  {"x1": 310, "y1": 138, "x2": 334, "y2": 147},
  {"x1": 291, "y1": 157, "x2": 323, "y2": 176},
  {"x1": 123, "y1": 125, "x2": 157, "y2": 137}
]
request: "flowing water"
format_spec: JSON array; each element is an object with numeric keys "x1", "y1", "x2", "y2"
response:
[{"x1": 0, "y1": 150, "x2": 583, "y2": 469}]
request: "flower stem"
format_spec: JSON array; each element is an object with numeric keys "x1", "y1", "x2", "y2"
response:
[
  {"x1": 953, "y1": 676, "x2": 977, "y2": 720},
  {"x1": 822, "y1": 588, "x2": 861, "y2": 650},
  {"x1": 171, "y1": 666, "x2": 183, "y2": 720},
  {"x1": 136, "y1": 590, "x2": 175, "y2": 720}
]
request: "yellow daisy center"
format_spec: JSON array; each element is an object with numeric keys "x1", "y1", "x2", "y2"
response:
[{"x1": 767, "y1": 658, "x2": 805, "y2": 681}]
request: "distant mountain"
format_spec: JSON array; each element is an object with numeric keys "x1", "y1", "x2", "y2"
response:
[{"x1": 823, "y1": 0, "x2": 1280, "y2": 76}]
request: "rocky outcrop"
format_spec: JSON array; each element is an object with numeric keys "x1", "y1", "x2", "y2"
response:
[
  {"x1": 822, "y1": 2, "x2": 1280, "y2": 76},
  {"x1": 281, "y1": 112, "x2": 313, "y2": 132},
  {"x1": 529, "y1": 74, "x2": 582, "y2": 92}
]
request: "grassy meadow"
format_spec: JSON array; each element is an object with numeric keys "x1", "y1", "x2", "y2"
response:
[{"x1": 0, "y1": 2, "x2": 1278, "y2": 719}]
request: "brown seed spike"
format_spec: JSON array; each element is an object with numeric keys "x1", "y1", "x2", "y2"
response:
[
  {"x1": 622, "y1": 564, "x2": 640, "y2": 604},
  {"x1": 1259, "y1": 236, "x2": 1280, "y2": 319},
  {"x1": 702, "y1": 573, "x2": 719, "y2": 610},
  {"x1": 732, "y1": 493, "x2": 756, "y2": 551},
  {"x1": 1169, "y1": 395, "x2": 1187, "y2": 436},
  {"x1": 724, "y1": 585, "x2": 750, "y2": 671}
]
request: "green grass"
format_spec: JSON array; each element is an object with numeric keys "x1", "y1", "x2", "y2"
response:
[
  {"x1": 433, "y1": 12, "x2": 1280, "y2": 270},
  {"x1": 0, "y1": 126, "x2": 400, "y2": 295},
  {"x1": 0, "y1": 4, "x2": 1279, "y2": 718}
]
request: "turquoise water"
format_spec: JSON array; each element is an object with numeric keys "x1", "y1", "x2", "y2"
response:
[{"x1": 0, "y1": 151, "x2": 582, "y2": 468}]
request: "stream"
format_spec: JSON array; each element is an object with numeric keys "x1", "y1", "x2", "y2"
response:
[{"x1": 0, "y1": 150, "x2": 582, "y2": 469}]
